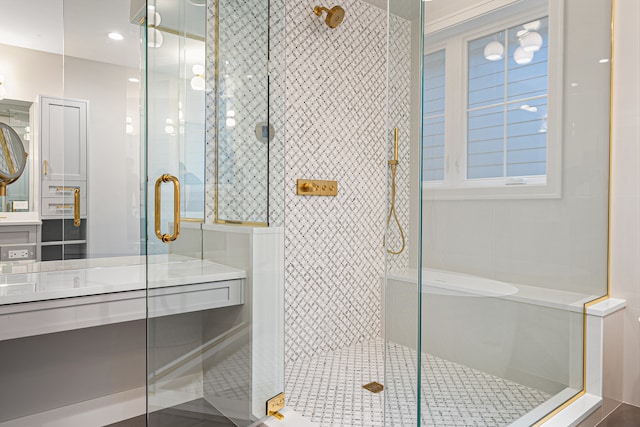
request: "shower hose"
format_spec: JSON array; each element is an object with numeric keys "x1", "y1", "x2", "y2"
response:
[{"x1": 386, "y1": 162, "x2": 406, "y2": 255}]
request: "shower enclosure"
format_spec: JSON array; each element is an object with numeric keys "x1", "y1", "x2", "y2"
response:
[{"x1": 0, "y1": 0, "x2": 612, "y2": 426}]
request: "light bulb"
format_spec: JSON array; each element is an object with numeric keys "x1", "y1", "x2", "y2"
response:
[
  {"x1": 514, "y1": 47, "x2": 534, "y2": 65},
  {"x1": 108, "y1": 32, "x2": 124, "y2": 41},
  {"x1": 190, "y1": 75, "x2": 205, "y2": 91},
  {"x1": 520, "y1": 31, "x2": 543, "y2": 52},
  {"x1": 192, "y1": 64, "x2": 205, "y2": 76},
  {"x1": 148, "y1": 11, "x2": 162, "y2": 27},
  {"x1": 225, "y1": 117, "x2": 236, "y2": 128},
  {"x1": 484, "y1": 41, "x2": 504, "y2": 61}
]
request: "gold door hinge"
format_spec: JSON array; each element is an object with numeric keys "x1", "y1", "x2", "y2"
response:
[{"x1": 266, "y1": 392, "x2": 285, "y2": 420}]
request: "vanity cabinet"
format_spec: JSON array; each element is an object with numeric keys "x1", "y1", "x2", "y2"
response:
[
  {"x1": 0, "y1": 223, "x2": 39, "y2": 261},
  {"x1": 39, "y1": 97, "x2": 88, "y2": 260}
]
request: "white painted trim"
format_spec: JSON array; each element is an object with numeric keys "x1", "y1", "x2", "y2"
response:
[
  {"x1": 540, "y1": 393, "x2": 602, "y2": 427},
  {"x1": 586, "y1": 298, "x2": 626, "y2": 317},
  {"x1": 202, "y1": 223, "x2": 284, "y2": 235},
  {"x1": 0, "y1": 387, "x2": 145, "y2": 427},
  {"x1": 542, "y1": 299, "x2": 626, "y2": 425}
]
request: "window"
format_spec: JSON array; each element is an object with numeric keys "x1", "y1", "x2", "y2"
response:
[
  {"x1": 423, "y1": 14, "x2": 560, "y2": 199},
  {"x1": 423, "y1": 49, "x2": 446, "y2": 182}
]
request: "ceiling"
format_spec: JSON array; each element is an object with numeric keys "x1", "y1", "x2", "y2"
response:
[{"x1": 0, "y1": 0, "x2": 206, "y2": 70}]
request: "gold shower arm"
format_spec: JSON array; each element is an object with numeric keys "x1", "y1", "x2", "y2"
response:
[{"x1": 313, "y1": 6, "x2": 330, "y2": 16}]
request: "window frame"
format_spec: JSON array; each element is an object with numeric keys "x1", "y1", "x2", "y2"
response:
[{"x1": 422, "y1": 1, "x2": 564, "y2": 200}]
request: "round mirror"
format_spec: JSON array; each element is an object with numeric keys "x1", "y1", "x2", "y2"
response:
[{"x1": 0, "y1": 123, "x2": 27, "y2": 183}]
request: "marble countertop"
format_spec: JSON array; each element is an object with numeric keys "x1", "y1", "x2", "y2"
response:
[
  {"x1": 0, "y1": 212, "x2": 41, "y2": 225},
  {"x1": 0, "y1": 255, "x2": 246, "y2": 306}
]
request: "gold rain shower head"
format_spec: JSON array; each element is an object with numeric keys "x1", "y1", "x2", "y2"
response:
[{"x1": 313, "y1": 5, "x2": 345, "y2": 29}]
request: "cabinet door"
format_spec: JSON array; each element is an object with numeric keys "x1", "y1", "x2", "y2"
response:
[{"x1": 41, "y1": 97, "x2": 87, "y2": 182}]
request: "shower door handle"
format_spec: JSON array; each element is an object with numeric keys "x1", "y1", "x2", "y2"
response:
[{"x1": 154, "y1": 174, "x2": 181, "y2": 243}]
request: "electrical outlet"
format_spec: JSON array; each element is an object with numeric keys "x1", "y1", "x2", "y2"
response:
[{"x1": 8, "y1": 249, "x2": 30, "y2": 259}]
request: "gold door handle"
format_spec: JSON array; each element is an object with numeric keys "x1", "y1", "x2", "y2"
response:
[
  {"x1": 73, "y1": 188, "x2": 81, "y2": 227},
  {"x1": 43, "y1": 160, "x2": 48, "y2": 176},
  {"x1": 154, "y1": 174, "x2": 181, "y2": 243}
]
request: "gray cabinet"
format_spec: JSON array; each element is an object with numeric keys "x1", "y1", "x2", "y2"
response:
[
  {"x1": 39, "y1": 97, "x2": 88, "y2": 260},
  {"x1": 0, "y1": 224, "x2": 39, "y2": 261},
  {"x1": 40, "y1": 97, "x2": 87, "y2": 183}
]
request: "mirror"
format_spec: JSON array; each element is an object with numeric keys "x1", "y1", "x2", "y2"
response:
[
  {"x1": 0, "y1": 0, "x2": 145, "y2": 262},
  {"x1": 0, "y1": 122, "x2": 27, "y2": 211}
]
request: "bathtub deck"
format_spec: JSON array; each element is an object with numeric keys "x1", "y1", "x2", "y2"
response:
[{"x1": 285, "y1": 338, "x2": 551, "y2": 426}]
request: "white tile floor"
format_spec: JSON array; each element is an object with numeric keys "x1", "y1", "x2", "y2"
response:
[{"x1": 285, "y1": 338, "x2": 552, "y2": 426}]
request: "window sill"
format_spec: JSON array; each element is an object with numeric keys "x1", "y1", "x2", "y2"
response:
[{"x1": 422, "y1": 182, "x2": 561, "y2": 200}]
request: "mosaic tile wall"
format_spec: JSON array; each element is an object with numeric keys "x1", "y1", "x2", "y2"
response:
[
  {"x1": 284, "y1": 0, "x2": 413, "y2": 363},
  {"x1": 204, "y1": 0, "x2": 413, "y2": 363},
  {"x1": 205, "y1": 0, "x2": 285, "y2": 225},
  {"x1": 386, "y1": 14, "x2": 412, "y2": 273}
]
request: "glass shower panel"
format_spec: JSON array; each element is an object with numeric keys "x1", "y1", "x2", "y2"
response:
[
  {"x1": 384, "y1": 0, "x2": 423, "y2": 425},
  {"x1": 0, "y1": 0, "x2": 147, "y2": 424},
  {"x1": 420, "y1": 0, "x2": 612, "y2": 425},
  {"x1": 214, "y1": 0, "x2": 270, "y2": 226},
  {"x1": 146, "y1": 1, "x2": 278, "y2": 425}
]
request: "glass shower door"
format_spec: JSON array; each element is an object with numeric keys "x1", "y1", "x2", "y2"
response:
[{"x1": 145, "y1": 0, "x2": 282, "y2": 425}]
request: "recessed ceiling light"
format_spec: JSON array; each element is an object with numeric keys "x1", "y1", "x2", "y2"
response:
[
  {"x1": 128, "y1": 77, "x2": 140, "y2": 83},
  {"x1": 108, "y1": 32, "x2": 124, "y2": 41},
  {"x1": 599, "y1": 58, "x2": 610, "y2": 64}
]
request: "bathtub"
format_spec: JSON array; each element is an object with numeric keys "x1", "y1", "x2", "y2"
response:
[{"x1": 384, "y1": 268, "x2": 597, "y2": 397}]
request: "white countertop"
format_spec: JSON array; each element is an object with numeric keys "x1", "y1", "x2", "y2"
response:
[
  {"x1": 0, "y1": 255, "x2": 246, "y2": 306},
  {"x1": 0, "y1": 211, "x2": 41, "y2": 225}
]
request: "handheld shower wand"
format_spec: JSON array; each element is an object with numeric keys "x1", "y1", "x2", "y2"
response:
[{"x1": 386, "y1": 128, "x2": 406, "y2": 255}]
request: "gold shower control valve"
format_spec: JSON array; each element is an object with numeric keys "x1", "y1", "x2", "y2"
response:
[{"x1": 296, "y1": 179, "x2": 338, "y2": 196}]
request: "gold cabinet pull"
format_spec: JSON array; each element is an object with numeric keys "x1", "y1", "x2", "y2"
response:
[
  {"x1": 154, "y1": 174, "x2": 180, "y2": 243},
  {"x1": 43, "y1": 160, "x2": 48, "y2": 176},
  {"x1": 73, "y1": 188, "x2": 81, "y2": 227},
  {"x1": 55, "y1": 204, "x2": 73, "y2": 209},
  {"x1": 57, "y1": 186, "x2": 77, "y2": 192}
]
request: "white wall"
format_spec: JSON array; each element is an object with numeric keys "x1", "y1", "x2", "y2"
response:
[
  {"x1": 0, "y1": 43, "x2": 143, "y2": 257},
  {"x1": 609, "y1": 0, "x2": 640, "y2": 408}
]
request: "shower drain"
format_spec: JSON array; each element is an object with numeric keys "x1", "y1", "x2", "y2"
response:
[{"x1": 362, "y1": 381, "x2": 384, "y2": 393}]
